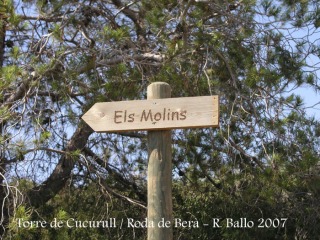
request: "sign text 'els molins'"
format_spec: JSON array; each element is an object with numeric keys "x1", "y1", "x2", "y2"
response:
[
  {"x1": 82, "y1": 96, "x2": 219, "y2": 132},
  {"x1": 114, "y1": 108, "x2": 187, "y2": 124}
]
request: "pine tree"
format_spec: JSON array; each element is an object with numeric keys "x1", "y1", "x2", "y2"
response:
[{"x1": 1, "y1": 0, "x2": 319, "y2": 238}]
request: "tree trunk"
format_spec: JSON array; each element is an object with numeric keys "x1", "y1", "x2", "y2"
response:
[{"x1": 27, "y1": 124, "x2": 93, "y2": 207}]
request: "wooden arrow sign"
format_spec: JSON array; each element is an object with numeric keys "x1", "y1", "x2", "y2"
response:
[{"x1": 82, "y1": 96, "x2": 219, "y2": 132}]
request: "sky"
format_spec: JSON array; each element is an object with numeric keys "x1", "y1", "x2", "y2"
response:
[
  {"x1": 291, "y1": 33, "x2": 320, "y2": 119},
  {"x1": 254, "y1": 2, "x2": 320, "y2": 119},
  {"x1": 295, "y1": 85, "x2": 319, "y2": 118}
]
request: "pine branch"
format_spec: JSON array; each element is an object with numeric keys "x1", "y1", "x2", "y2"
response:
[{"x1": 27, "y1": 124, "x2": 93, "y2": 208}]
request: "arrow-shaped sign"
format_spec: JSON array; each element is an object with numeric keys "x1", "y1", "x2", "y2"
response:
[{"x1": 82, "y1": 96, "x2": 219, "y2": 132}]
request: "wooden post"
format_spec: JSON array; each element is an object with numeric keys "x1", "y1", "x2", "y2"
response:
[
  {"x1": 147, "y1": 82, "x2": 173, "y2": 240},
  {"x1": 82, "y1": 82, "x2": 219, "y2": 239}
]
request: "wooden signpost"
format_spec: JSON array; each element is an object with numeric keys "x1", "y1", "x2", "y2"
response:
[
  {"x1": 82, "y1": 95, "x2": 219, "y2": 132},
  {"x1": 82, "y1": 82, "x2": 219, "y2": 240}
]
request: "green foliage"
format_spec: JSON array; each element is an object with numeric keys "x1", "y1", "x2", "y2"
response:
[
  {"x1": 0, "y1": 65, "x2": 20, "y2": 87},
  {"x1": 102, "y1": 26, "x2": 130, "y2": 41},
  {"x1": 6, "y1": 181, "x2": 146, "y2": 240},
  {"x1": 7, "y1": 206, "x2": 36, "y2": 240},
  {"x1": 33, "y1": 131, "x2": 52, "y2": 145},
  {"x1": 0, "y1": 0, "x2": 14, "y2": 15},
  {"x1": 9, "y1": 46, "x2": 20, "y2": 60},
  {"x1": 0, "y1": 106, "x2": 11, "y2": 123},
  {"x1": 49, "y1": 23, "x2": 63, "y2": 41}
]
